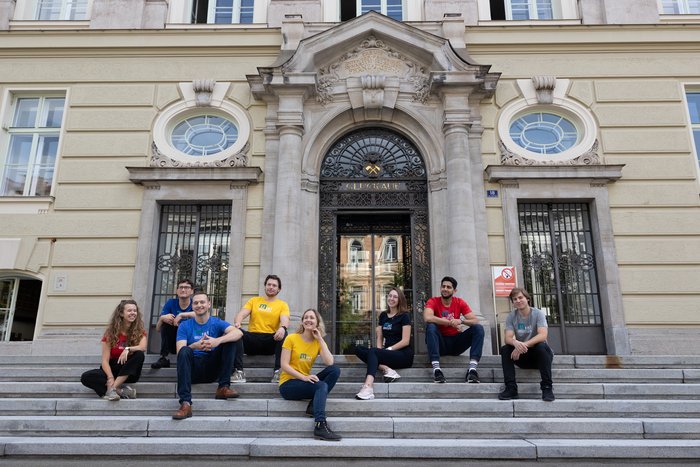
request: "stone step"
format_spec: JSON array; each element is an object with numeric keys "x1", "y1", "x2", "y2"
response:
[
  {"x1": 2, "y1": 381, "x2": 699, "y2": 401},
  {"x1": 2, "y1": 397, "x2": 699, "y2": 418},
  {"x1": 1, "y1": 436, "x2": 700, "y2": 461},
  {"x1": 3, "y1": 353, "x2": 700, "y2": 369},
  {"x1": 0, "y1": 366, "x2": 694, "y2": 384},
  {"x1": 1, "y1": 415, "x2": 698, "y2": 439}
]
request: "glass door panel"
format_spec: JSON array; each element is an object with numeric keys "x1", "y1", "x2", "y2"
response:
[{"x1": 336, "y1": 232, "x2": 411, "y2": 354}]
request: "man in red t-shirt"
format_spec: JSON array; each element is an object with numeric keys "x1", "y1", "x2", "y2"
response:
[{"x1": 423, "y1": 276, "x2": 484, "y2": 383}]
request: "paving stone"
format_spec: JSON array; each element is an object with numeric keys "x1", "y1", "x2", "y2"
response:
[
  {"x1": 531, "y1": 438, "x2": 700, "y2": 459},
  {"x1": 392, "y1": 417, "x2": 643, "y2": 438},
  {"x1": 0, "y1": 399, "x2": 56, "y2": 416},
  {"x1": 249, "y1": 438, "x2": 537, "y2": 459},
  {"x1": 55, "y1": 398, "x2": 269, "y2": 417},
  {"x1": 514, "y1": 400, "x2": 700, "y2": 418},
  {"x1": 1, "y1": 436, "x2": 253, "y2": 457},
  {"x1": 643, "y1": 419, "x2": 700, "y2": 439},
  {"x1": 603, "y1": 383, "x2": 700, "y2": 399},
  {"x1": 147, "y1": 416, "x2": 393, "y2": 438},
  {"x1": 0, "y1": 416, "x2": 148, "y2": 437},
  {"x1": 268, "y1": 398, "x2": 514, "y2": 418}
]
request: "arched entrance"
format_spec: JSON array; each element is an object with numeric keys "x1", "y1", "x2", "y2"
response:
[{"x1": 318, "y1": 128, "x2": 431, "y2": 354}]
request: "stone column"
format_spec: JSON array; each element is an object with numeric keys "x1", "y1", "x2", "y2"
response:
[
  {"x1": 272, "y1": 120, "x2": 304, "y2": 318},
  {"x1": 442, "y1": 121, "x2": 483, "y2": 321},
  {"x1": 259, "y1": 113, "x2": 280, "y2": 286}
]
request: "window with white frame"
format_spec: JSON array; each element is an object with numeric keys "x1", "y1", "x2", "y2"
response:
[
  {"x1": 191, "y1": 0, "x2": 255, "y2": 24},
  {"x1": 661, "y1": 0, "x2": 700, "y2": 14},
  {"x1": 1, "y1": 95, "x2": 65, "y2": 197},
  {"x1": 36, "y1": 0, "x2": 89, "y2": 20},
  {"x1": 340, "y1": 0, "x2": 403, "y2": 21},
  {"x1": 489, "y1": 0, "x2": 557, "y2": 20},
  {"x1": 685, "y1": 91, "x2": 700, "y2": 167}
]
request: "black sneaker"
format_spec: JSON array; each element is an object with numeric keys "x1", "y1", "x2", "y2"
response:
[
  {"x1": 305, "y1": 400, "x2": 314, "y2": 418},
  {"x1": 151, "y1": 357, "x2": 170, "y2": 369},
  {"x1": 314, "y1": 421, "x2": 342, "y2": 441},
  {"x1": 542, "y1": 386, "x2": 555, "y2": 402},
  {"x1": 498, "y1": 385, "x2": 519, "y2": 400},
  {"x1": 466, "y1": 369, "x2": 480, "y2": 383},
  {"x1": 433, "y1": 368, "x2": 446, "y2": 383}
]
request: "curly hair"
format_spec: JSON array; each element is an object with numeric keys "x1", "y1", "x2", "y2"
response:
[
  {"x1": 104, "y1": 299, "x2": 145, "y2": 348},
  {"x1": 295, "y1": 308, "x2": 326, "y2": 337}
]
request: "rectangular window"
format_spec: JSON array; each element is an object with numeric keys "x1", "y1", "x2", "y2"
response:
[
  {"x1": 1, "y1": 95, "x2": 65, "y2": 196},
  {"x1": 36, "y1": 0, "x2": 89, "y2": 20},
  {"x1": 661, "y1": 0, "x2": 700, "y2": 14},
  {"x1": 490, "y1": 0, "x2": 556, "y2": 20},
  {"x1": 191, "y1": 0, "x2": 255, "y2": 24},
  {"x1": 685, "y1": 91, "x2": 700, "y2": 167},
  {"x1": 341, "y1": 0, "x2": 403, "y2": 21}
]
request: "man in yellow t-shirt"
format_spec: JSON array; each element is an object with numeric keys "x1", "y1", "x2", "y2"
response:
[{"x1": 233, "y1": 274, "x2": 290, "y2": 382}]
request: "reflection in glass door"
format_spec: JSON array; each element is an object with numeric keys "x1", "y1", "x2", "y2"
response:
[{"x1": 336, "y1": 226, "x2": 412, "y2": 354}]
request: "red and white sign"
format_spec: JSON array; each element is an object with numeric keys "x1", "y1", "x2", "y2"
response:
[{"x1": 492, "y1": 266, "x2": 516, "y2": 297}]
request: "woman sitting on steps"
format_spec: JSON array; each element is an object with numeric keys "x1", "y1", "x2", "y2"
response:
[{"x1": 80, "y1": 299, "x2": 147, "y2": 400}]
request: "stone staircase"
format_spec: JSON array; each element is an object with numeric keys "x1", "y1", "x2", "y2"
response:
[{"x1": 1, "y1": 353, "x2": 700, "y2": 464}]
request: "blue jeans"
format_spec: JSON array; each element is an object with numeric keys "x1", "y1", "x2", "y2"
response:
[
  {"x1": 176, "y1": 342, "x2": 236, "y2": 404},
  {"x1": 279, "y1": 365, "x2": 340, "y2": 422},
  {"x1": 425, "y1": 323, "x2": 484, "y2": 363}
]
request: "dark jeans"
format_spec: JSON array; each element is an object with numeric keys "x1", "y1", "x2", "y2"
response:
[
  {"x1": 279, "y1": 365, "x2": 340, "y2": 422},
  {"x1": 500, "y1": 342, "x2": 554, "y2": 389},
  {"x1": 425, "y1": 323, "x2": 484, "y2": 363},
  {"x1": 176, "y1": 342, "x2": 236, "y2": 404},
  {"x1": 80, "y1": 351, "x2": 145, "y2": 397},
  {"x1": 234, "y1": 330, "x2": 287, "y2": 371},
  {"x1": 159, "y1": 323, "x2": 178, "y2": 357},
  {"x1": 355, "y1": 345, "x2": 414, "y2": 377}
]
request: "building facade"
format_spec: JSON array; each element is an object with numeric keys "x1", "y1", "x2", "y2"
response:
[{"x1": 0, "y1": 0, "x2": 699, "y2": 356}]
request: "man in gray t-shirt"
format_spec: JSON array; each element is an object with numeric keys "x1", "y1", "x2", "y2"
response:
[{"x1": 498, "y1": 288, "x2": 555, "y2": 402}]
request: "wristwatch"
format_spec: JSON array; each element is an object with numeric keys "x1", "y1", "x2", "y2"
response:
[{"x1": 125, "y1": 347, "x2": 130, "y2": 352}]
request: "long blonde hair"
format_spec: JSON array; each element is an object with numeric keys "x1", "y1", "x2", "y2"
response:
[
  {"x1": 295, "y1": 308, "x2": 326, "y2": 337},
  {"x1": 104, "y1": 299, "x2": 145, "y2": 348}
]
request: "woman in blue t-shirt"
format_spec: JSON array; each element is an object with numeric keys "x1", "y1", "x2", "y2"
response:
[{"x1": 354, "y1": 287, "x2": 414, "y2": 400}]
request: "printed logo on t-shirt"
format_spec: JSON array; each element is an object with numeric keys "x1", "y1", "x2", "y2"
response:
[
  {"x1": 441, "y1": 310, "x2": 450, "y2": 319},
  {"x1": 517, "y1": 323, "x2": 527, "y2": 330},
  {"x1": 299, "y1": 353, "x2": 312, "y2": 361},
  {"x1": 383, "y1": 322, "x2": 392, "y2": 331},
  {"x1": 258, "y1": 304, "x2": 269, "y2": 311}
]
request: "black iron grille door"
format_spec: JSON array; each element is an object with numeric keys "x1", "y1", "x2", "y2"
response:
[
  {"x1": 150, "y1": 204, "x2": 231, "y2": 339},
  {"x1": 518, "y1": 202, "x2": 606, "y2": 354}
]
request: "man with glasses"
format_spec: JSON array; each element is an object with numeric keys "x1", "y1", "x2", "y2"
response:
[{"x1": 152, "y1": 279, "x2": 195, "y2": 369}]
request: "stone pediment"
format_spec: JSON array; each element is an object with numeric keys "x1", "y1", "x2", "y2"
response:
[
  {"x1": 315, "y1": 35, "x2": 430, "y2": 104},
  {"x1": 248, "y1": 11, "x2": 498, "y2": 108}
]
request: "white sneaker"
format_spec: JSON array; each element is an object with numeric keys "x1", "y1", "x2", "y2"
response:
[
  {"x1": 271, "y1": 369, "x2": 280, "y2": 383},
  {"x1": 103, "y1": 387, "x2": 120, "y2": 401},
  {"x1": 383, "y1": 368, "x2": 401, "y2": 383},
  {"x1": 232, "y1": 370, "x2": 246, "y2": 383},
  {"x1": 117, "y1": 385, "x2": 137, "y2": 399},
  {"x1": 355, "y1": 385, "x2": 375, "y2": 400}
]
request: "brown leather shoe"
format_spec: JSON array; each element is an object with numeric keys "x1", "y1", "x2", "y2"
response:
[
  {"x1": 215, "y1": 385, "x2": 239, "y2": 399},
  {"x1": 172, "y1": 402, "x2": 192, "y2": 420}
]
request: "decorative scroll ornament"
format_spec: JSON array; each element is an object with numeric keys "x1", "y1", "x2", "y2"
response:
[
  {"x1": 316, "y1": 35, "x2": 430, "y2": 105},
  {"x1": 150, "y1": 141, "x2": 249, "y2": 168},
  {"x1": 531, "y1": 76, "x2": 556, "y2": 105},
  {"x1": 193, "y1": 79, "x2": 216, "y2": 107},
  {"x1": 499, "y1": 140, "x2": 600, "y2": 166}
]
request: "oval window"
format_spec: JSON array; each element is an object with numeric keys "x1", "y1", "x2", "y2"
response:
[
  {"x1": 509, "y1": 112, "x2": 579, "y2": 155},
  {"x1": 170, "y1": 115, "x2": 238, "y2": 157}
]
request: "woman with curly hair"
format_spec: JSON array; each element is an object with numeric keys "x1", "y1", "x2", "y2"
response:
[
  {"x1": 278, "y1": 308, "x2": 342, "y2": 441},
  {"x1": 81, "y1": 299, "x2": 147, "y2": 400}
]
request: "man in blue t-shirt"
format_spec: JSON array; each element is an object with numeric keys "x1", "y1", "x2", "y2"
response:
[
  {"x1": 172, "y1": 290, "x2": 244, "y2": 420},
  {"x1": 152, "y1": 279, "x2": 195, "y2": 369}
]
